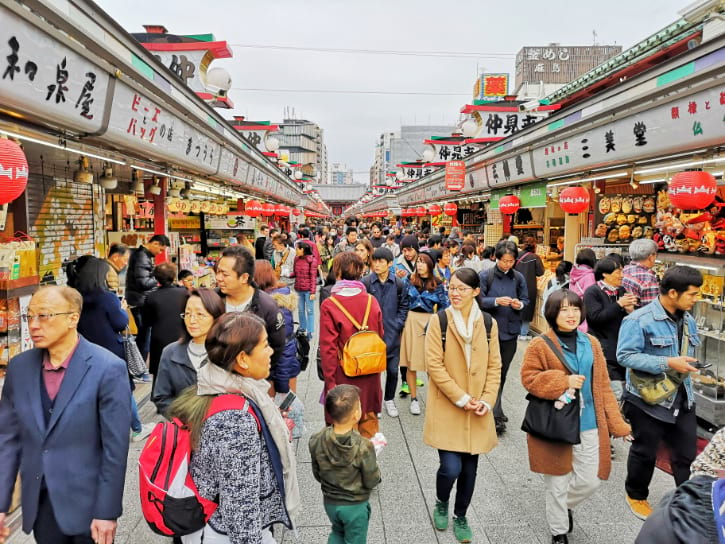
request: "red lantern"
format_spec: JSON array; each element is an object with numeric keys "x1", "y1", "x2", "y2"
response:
[
  {"x1": 416, "y1": 207, "x2": 426, "y2": 217},
  {"x1": 261, "y1": 203, "x2": 275, "y2": 217},
  {"x1": 668, "y1": 171, "x2": 717, "y2": 210},
  {"x1": 0, "y1": 139, "x2": 29, "y2": 204},
  {"x1": 245, "y1": 199, "x2": 261, "y2": 217},
  {"x1": 443, "y1": 202, "x2": 458, "y2": 216},
  {"x1": 499, "y1": 194, "x2": 521, "y2": 215},
  {"x1": 402, "y1": 208, "x2": 411, "y2": 217},
  {"x1": 428, "y1": 204, "x2": 442, "y2": 216},
  {"x1": 292, "y1": 208, "x2": 301, "y2": 216},
  {"x1": 559, "y1": 186, "x2": 590, "y2": 214}
]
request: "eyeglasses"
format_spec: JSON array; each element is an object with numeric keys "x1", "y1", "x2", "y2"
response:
[
  {"x1": 448, "y1": 286, "x2": 473, "y2": 294},
  {"x1": 21, "y1": 312, "x2": 75, "y2": 323},
  {"x1": 180, "y1": 312, "x2": 211, "y2": 321}
]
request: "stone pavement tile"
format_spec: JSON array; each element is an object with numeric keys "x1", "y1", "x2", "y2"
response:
[
  {"x1": 483, "y1": 523, "x2": 550, "y2": 544},
  {"x1": 576, "y1": 522, "x2": 642, "y2": 544}
]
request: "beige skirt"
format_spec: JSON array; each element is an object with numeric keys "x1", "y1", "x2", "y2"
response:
[{"x1": 400, "y1": 311, "x2": 433, "y2": 371}]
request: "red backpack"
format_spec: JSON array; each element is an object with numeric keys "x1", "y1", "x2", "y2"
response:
[{"x1": 138, "y1": 394, "x2": 260, "y2": 536}]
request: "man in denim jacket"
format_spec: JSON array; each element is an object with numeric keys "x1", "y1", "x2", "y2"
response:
[{"x1": 617, "y1": 266, "x2": 703, "y2": 522}]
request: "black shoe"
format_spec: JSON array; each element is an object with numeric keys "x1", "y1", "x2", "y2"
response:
[
  {"x1": 568, "y1": 509, "x2": 573, "y2": 534},
  {"x1": 501, "y1": 414, "x2": 509, "y2": 423},
  {"x1": 552, "y1": 535, "x2": 568, "y2": 544}
]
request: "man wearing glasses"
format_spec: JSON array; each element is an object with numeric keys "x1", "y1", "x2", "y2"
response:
[{"x1": 0, "y1": 286, "x2": 131, "y2": 544}]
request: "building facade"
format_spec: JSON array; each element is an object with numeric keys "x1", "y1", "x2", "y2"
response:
[
  {"x1": 328, "y1": 163, "x2": 355, "y2": 185},
  {"x1": 276, "y1": 118, "x2": 327, "y2": 182}
]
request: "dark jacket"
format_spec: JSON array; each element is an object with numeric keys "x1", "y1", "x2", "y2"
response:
[
  {"x1": 309, "y1": 426, "x2": 381, "y2": 504},
  {"x1": 269, "y1": 286, "x2": 300, "y2": 393},
  {"x1": 362, "y1": 272, "x2": 409, "y2": 350},
  {"x1": 584, "y1": 283, "x2": 628, "y2": 381},
  {"x1": 255, "y1": 236, "x2": 267, "y2": 260},
  {"x1": 125, "y1": 245, "x2": 157, "y2": 307},
  {"x1": 514, "y1": 251, "x2": 544, "y2": 322},
  {"x1": 478, "y1": 265, "x2": 529, "y2": 341},
  {"x1": 152, "y1": 340, "x2": 198, "y2": 416},
  {"x1": 217, "y1": 288, "x2": 287, "y2": 369},
  {"x1": 143, "y1": 285, "x2": 189, "y2": 376},
  {"x1": 293, "y1": 254, "x2": 317, "y2": 293},
  {"x1": 77, "y1": 289, "x2": 128, "y2": 360},
  {"x1": 635, "y1": 475, "x2": 717, "y2": 544}
]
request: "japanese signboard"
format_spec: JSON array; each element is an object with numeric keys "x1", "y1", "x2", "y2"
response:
[
  {"x1": 216, "y1": 147, "x2": 250, "y2": 185},
  {"x1": 434, "y1": 143, "x2": 478, "y2": 162},
  {"x1": 485, "y1": 152, "x2": 535, "y2": 189},
  {"x1": 491, "y1": 182, "x2": 547, "y2": 210},
  {"x1": 445, "y1": 161, "x2": 466, "y2": 191},
  {"x1": 481, "y1": 73, "x2": 509, "y2": 99},
  {"x1": 532, "y1": 85, "x2": 725, "y2": 177},
  {"x1": 0, "y1": 8, "x2": 111, "y2": 134},
  {"x1": 470, "y1": 111, "x2": 548, "y2": 139},
  {"x1": 205, "y1": 215, "x2": 256, "y2": 230}
]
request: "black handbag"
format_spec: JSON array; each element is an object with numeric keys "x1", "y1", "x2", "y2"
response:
[{"x1": 521, "y1": 335, "x2": 581, "y2": 445}]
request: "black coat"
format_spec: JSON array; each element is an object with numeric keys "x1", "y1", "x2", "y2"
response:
[
  {"x1": 583, "y1": 283, "x2": 628, "y2": 381},
  {"x1": 125, "y1": 246, "x2": 157, "y2": 307},
  {"x1": 152, "y1": 341, "x2": 198, "y2": 416},
  {"x1": 514, "y1": 251, "x2": 544, "y2": 322},
  {"x1": 143, "y1": 285, "x2": 189, "y2": 375},
  {"x1": 255, "y1": 236, "x2": 266, "y2": 260},
  {"x1": 77, "y1": 289, "x2": 128, "y2": 360}
]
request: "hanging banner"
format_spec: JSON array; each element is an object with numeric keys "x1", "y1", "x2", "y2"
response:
[
  {"x1": 491, "y1": 182, "x2": 548, "y2": 209},
  {"x1": 445, "y1": 161, "x2": 466, "y2": 191}
]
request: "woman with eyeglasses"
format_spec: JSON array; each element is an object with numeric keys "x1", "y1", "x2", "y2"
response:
[
  {"x1": 152, "y1": 288, "x2": 225, "y2": 417},
  {"x1": 424, "y1": 268, "x2": 501, "y2": 543}
]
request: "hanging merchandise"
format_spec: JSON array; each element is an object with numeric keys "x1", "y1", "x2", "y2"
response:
[
  {"x1": 0, "y1": 139, "x2": 29, "y2": 204},
  {"x1": 444, "y1": 202, "x2": 458, "y2": 216},
  {"x1": 668, "y1": 171, "x2": 717, "y2": 210},
  {"x1": 559, "y1": 186, "x2": 590, "y2": 214},
  {"x1": 499, "y1": 194, "x2": 521, "y2": 215}
]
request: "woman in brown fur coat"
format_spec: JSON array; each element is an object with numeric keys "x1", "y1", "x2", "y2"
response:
[{"x1": 521, "y1": 290, "x2": 631, "y2": 544}]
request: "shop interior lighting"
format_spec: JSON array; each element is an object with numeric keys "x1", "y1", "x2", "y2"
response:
[
  {"x1": 0, "y1": 128, "x2": 125, "y2": 165},
  {"x1": 634, "y1": 157, "x2": 725, "y2": 176},
  {"x1": 129, "y1": 164, "x2": 194, "y2": 183},
  {"x1": 548, "y1": 171, "x2": 629, "y2": 187},
  {"x1": 675, "y1": 262, "x2": 719, "y2": 272},
  {"x1": 638, "y1": 177, "x2": 667, "y2": 185}
]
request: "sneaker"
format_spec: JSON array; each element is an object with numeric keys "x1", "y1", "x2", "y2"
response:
[
  {"x1": 399, "y1": 382, "x2": 410, "y2": 398},
  {"x1": 410, "y1": 399, "x2": 421, "y2": 415},
  {"x1": 416, "y1": 378, "x2": 425, "y2": 387},
  {"x1": 133, "y1": 372, "x2": 152, "y2": 384},
  {"x1": 518, "y1": 335, "x2": 531, "y2": 341},
  {"x1": 626, "y1": 495, "x2": 652, "y2": 520},
  {"x1": 433, "y1": 500, "x2": 449, "y2": 531},
  {"x1": 610, "y1": 444, "x2": 616, "y2": 460},
  {"x1": 552, "y1": 535, "x2": 568, "y2": 544},
  {"x1": 132, "y1": 422, "x2": 155, "y2": 443},
  {"x1": 384, "y1": 400, "x2": 399, "y2": 418},
  {"x1": 453, "y1": 516, "x2": 473, "y2": 543}
]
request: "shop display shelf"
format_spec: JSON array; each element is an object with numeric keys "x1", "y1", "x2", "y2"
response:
[{"x1": 694, "y1": 391, "x2": 725, "y2": 427}]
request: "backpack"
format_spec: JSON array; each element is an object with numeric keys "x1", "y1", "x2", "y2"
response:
[
  {"x1": 328, "y1": 295, "x2": 387, "y2": 377},
  {"x1": 434, "y1": 308, "x2": 493, "y2": 350},
  {"x1": 139, "y1": 394, "x2": 260, "y2": 537}
]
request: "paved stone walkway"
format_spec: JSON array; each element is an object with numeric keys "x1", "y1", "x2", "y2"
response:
[{"x1": 8, "y1": 337, "x2": 673, "y2": 544}]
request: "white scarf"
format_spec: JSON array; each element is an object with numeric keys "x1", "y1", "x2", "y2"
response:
[
  {"x1": 449, "y1": 303, "x2": 482, "y2": 369},
  {"x1": 196, "y1": 363, "x2": 301, "y2": 526}
]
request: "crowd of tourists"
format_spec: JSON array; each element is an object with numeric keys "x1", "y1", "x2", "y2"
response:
[{"x1": 0, "y1": 219, "x2": 719, "y2": 544}]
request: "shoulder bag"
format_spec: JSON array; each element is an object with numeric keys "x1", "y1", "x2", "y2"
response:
[
  {"x1": 521, "y1": 335, "x2": 581, "y2": 444},
  {"x1": 123, "y1": 328, "x2": 147, "y2": 377},
  {"x1": 628, "y1": 326, "x2": 689, "y2": 405}
]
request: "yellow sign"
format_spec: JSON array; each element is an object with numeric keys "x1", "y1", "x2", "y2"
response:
[{"x1": 169, "y1": 217, "x2": 201, "y2": 230}]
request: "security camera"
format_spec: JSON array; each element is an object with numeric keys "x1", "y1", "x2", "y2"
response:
[{"x1": 518, "y1": 100, "x2": 540, "y2": 112}]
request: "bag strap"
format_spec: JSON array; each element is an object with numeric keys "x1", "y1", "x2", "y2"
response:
[
  {"x1": 540, "y1": 334, "x2": 577, "y2": 375},
  {"x1": 205, "y1": 394, "x2": 260, "y2": 432},
  {"x1": 328, "y1": 296, "x2": 365, "y2": 330},
  {"x1": 438, "y1": 309, "x2": 448, "y2": 350},
  {"x1": 482, "y1": 311, "x2": 493, "y2": 341}
]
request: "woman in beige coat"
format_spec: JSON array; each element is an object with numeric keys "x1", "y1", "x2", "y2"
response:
[{"x1": 423, "y1": 268, "x2": 502, "y2": 543}]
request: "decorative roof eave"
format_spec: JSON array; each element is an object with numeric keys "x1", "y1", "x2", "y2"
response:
[
  {"x1": 460, "y1": 104, "x2": 561, "y2": 113},
  {"x1": 141, "y1": 40, "x2": 233, "y2": 59}
]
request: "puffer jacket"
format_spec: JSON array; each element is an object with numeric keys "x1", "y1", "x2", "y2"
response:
[
  {"x1": 125, "y1": 245, "x2": 157, "y2": 307},
  {"x1": 269, "y1": 286, "x2": 300, "y2": 393},
  {"x1": 293, "y1": 254, "x2": 317, "y2": 293}
]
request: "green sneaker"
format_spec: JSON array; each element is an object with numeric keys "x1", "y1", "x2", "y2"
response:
[
  {"x1": 433, "y1": 500, "x2": 448, "y2": 531},
  {"x1": 399, "y1": 382, "x2": 410, "y2": 397},
  {"x1": 416, "y1": 378, "x2": 425, "y2": 387},
  {"x1": 453, "y1": 516, "x2": 473, "y2": 543}
]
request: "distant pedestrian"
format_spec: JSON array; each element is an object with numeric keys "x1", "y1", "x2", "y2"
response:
[
  {"x1": 105, "y1": 243, "x2": 129, "y2": 294},
  {"x1": 255, "y1": 224, "x2": 269, "y2": 260},
  {"x1": 178, "y1": 269, "x2": 194, "y2": 290},
  {"x1": 293, "y1": 242, "x2": 317, "y2": 340},
  {"x1": 514, "y1": 236, "x2": 545, "y2": 340},
  {"x1": 622, "y1": 239, "x2": 660, "y2": 308},
  {"x1": 334, "y1": 227, "x2": 358, "y2": 256},
  {"x1": 309, "y1": 385, "x2": 381, "y2": 544}
]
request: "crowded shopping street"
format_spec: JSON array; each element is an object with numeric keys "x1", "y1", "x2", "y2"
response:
[{"x1": 0, "y1": 0, "x2": 724, "y2": 543}]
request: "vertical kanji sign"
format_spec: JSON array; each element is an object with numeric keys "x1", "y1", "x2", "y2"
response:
[{"x1": 445, "y1": 161, "x2": 466, "y2": 191}]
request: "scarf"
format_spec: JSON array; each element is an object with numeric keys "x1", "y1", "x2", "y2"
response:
[
  {"x1": 330, "y1": 279, "x2": 365, "y2": 297},
  {"x1": 449, "y1": 303, "x2": 482, "y2": 369},
  {"x1": 597, "y1": 280, "x2": 619, "y2": 298},
  {"x1": 196, "y1": 363, "x2": 301, "y2": 526}
]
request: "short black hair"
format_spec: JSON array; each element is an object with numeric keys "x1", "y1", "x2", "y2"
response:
[
  {"x1": 594, "y1": 257, "x2": 621, "y2": 281},
  {"x1": 346, "y1": 226, "x2": 357, "y2": 236},
  {"x1": 149, "y1": 234, "x2": 171, "y2": 246},
  {"x1": 178, "y1": 269, "x2": 194, "y2": 281},
  {"x1": 296, "y1": 241, "x2": 313, "y2": 256},
  {"x1": 544, "y1": 289, "x2": 586, "y2": 329},
  {"x1": 154, "y1": 262, "x2": 178, "y2": 286},
  {"x1": 482, "y1": 245, "x2": 496, "y2": 259},
  {"x1": 372, "y1": 247, "x2": 394, "y2": 263},
  {"x1": 575, "y1": 248, "x2": 597, "y2": 269},
  {"x1": 451, "y1": 267, "x2": 480, "y2": 289},
  {"x1": 660, "y1": 265, "x2": 703, "y2": 296},
  {"x1": 606, "y1": 252, "x2": 625, "y2": 268},
  {"x1": 297, "y1": 227, "x2": 310, "y2": 239},
  {"x1": 108, "y1": 243, "x2": 128, "y2": 258},
  {"x1": 494, "y1": 240, "x2": 518, "y2": 260},
  {"x1": 220, "y1": 246, "x2": 255, "y2": 279},
  {"x1": 427, "y1": 234, "x2": 442, "y2": 247},
  {"x1": 325, "y1": 384, "x2": 360, "y2": 423}
]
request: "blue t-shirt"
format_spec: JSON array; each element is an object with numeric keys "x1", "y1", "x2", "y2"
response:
[{"x1": 558, "y1": 332, "x2": 596, "y2": 432}]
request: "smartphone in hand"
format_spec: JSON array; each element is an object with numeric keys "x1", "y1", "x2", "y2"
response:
[{"x1": 278, "y1": 391, "x2": 297, "y2": 411}]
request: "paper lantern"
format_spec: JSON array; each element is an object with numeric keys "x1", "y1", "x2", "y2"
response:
[
  {"x1": 443, "y1": 202, "x2": 458, "y2": 216},
  {"x1": 668, "y1": 171, "x2": 717, "y2": 210},
  {"x1": 428, "y1": 204, "x2": 442, "y2": 216},
  {"x1": 261, "y1": 203, "x2": 275, "y2": 217},
  {"x1": 0, "y1": 139, "x2": 29, "y2": 204},
  {"x1": 559, "y1": 186, "x2": 590, "y2": 214},
  {"x1": 292, "y1": 208, "x2": 301, "y2": 216},
  {"x1": 499, "y1": 194, "x2": 521, "y2": 215},
  {"x1": 415, "y1": 207, "x2": 426, "y2": 217},
  {"x1": 401, "y1": 208, "x2": 410, "y2": 217},
  {"x1": 245, "y1": 199, "x2": 262, "y2": 217}
]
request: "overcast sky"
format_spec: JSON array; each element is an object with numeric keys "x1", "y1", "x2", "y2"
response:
[{"x1": 97, "y1": 0, "x2": 690, "y2": 183}]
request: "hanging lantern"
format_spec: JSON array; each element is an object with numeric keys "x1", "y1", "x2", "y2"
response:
[
  {"x1": 245, "y1": 199, "x2": 262, "y2": 217},
  {"x1": 415, "y1": 206, "x2": 426, "y2": 217},
  {"x1": 0, "y1": 139, "x2": 29, "y2": 204},
  {"x1": 499, "y1": 194, "x2": 521, "y2": 215},
  {"x1": 668, "y1": 171, "x2": 717, "y2": 210},
  {"x1": 292, "y1": 208, "x2": 301, "y2": 216},
  {"x1": 261, "y1": 203, "x2": 275, "y2": 216},
  {"x1": 559, "y1": 186, "x2": 591, "y2": 214},
  {"x1": 443, "y1": 202, "x2": 458, "y2": 216},
  {"x1": 200, "y1": 202, "x2": 211, "y2": 213},
  {"x1": 428, "y1": 204, "x2": 442, "y2": 216}
]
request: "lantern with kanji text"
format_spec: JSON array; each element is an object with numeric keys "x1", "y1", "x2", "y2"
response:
[
  {"x1": 416, "y1": 207, "x2": 426, "y2": 217},
  {"x1": 668, "y1": 171, "x2": 717, "y2": 210},
  {"x1": 428, "y1": 204, "x2": 442, "y2": 215},
  {"x1": 559, "y1": 186, "x2": 590, "y2": 214},
  {"x1": 499, "y1": 194, "x2": 521, "y2": 215},
  {"x1": 292, "y1": 208, "x2": 301, "y2": 216},
  {"x1": 245, "y1": 199, "x2": 262, "y2": 217},
  {"x1": 443, "y1": 202, "x2": 458, "y2": 216},
  {"x1": 0, "y1": 138, "x2": 29, "y2": 204},
  {"x1": 261, "y1": 203, "x2": 275, "y2": 217}
]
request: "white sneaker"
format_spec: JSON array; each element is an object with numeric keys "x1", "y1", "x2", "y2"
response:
[
  {"x1": 384, "y1": 400, "x2": 399, "y2": 417},
  {"x1": 132, "y1": 422, "x2": 155, "y2": 443},
  {"x1": 518, "y1": 335, "x2": 531, "y2": 341},
  {"x1": 410, "y1": 399, "x2": 421, "y2": 415}
]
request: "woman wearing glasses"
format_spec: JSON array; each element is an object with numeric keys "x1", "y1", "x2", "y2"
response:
[
  {"x1": 424, "y1": 268, "x2": 501, "y2": 543},
  {"x1": 152, "y1": 288, "x2": 225, "y2": 417}
]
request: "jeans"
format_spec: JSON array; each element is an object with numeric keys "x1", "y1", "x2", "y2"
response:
[
  {"x1": 130, "y1": 394, "x2": 142, "y2": 433},
  {"x1": 34, "y1": 488, "x2": 94, "y2": 543},
  {"x1": 520, "y1": 321, "x2": 531, "y2": 336},
  {"x1": 131, "y1": 306, "x2": 151, "y2": 361},
  {"x1": 436, "y1": 450, "x2": 479, "y2": 518},
  {"x1": 296, "y1": 290, "x2": 315, "y2": 338},
  {"x1": 493, "y1": 338, "x2": 518, "y2": 421},
  {"x1": 324, "y1": 501, "x2": 371, "y2": 544},
  {"x1": 624, "y1": 400, "x2": 697, "y2": 500},
  {"x1": 384, "y1": 351, "x2": 400, "y2": 401}
]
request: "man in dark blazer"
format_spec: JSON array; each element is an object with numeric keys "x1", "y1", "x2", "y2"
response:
[{"x1": 0, "y1": 285, "x2": 131, "y2": 544}]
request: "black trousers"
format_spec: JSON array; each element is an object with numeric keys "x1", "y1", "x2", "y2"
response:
[
  {"x1": 384, "y1": 351, "x2": 401, "y2": 401},
  {"x1": 624, "y1": 400, "x2": 697, "y2": 500},
  {"x1": 493, "y1": 338, "x2": 518, "y2": 421},
  {"x1": 436, "y1": 450, "x2": 479, "y2": 518},
  {"x1": 34, "y1": 488, "x2": 94, "y2": 544},
  {"x1": 131, "y1": 306, "x2": 151, "y2": 362}
]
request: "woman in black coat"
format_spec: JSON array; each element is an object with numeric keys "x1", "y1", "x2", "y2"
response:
[
  {"x1": 583, "y1": 257, "x2": 637, "y2": 399},
  {"x1": 143, "y1": 262, "x2": 189, "y2": 385},
  {"x1": 513, "y1": 236, "x2": 544, "y2": 339}
]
